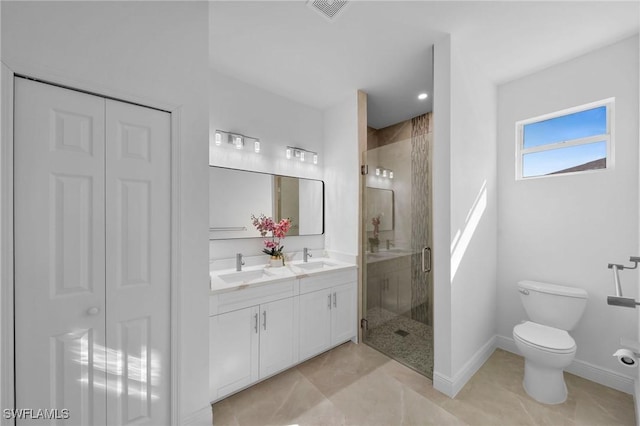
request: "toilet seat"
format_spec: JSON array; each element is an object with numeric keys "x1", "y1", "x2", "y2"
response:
[{"x1": 513, "y1": 321, "x2": 576, "y2": 354}]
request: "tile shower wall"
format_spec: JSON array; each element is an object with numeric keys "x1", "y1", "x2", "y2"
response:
[
  {"x1": 410, "y1": 113, "x2": 432, "y2": 326},
  {"x1": 367, "y1": 113, "x2": 433, "y2": 326}
]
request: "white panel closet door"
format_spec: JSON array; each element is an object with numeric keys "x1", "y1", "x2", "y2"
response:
[
  {"x1": 14, "y1": 78, "x2": 107, "y2": 425},
  {"x1": 105, "y1": 99, "x2": 170, "y2": 425},
  {"x1": 14, "y1": 78, "x2": 171, "y2": 426}
]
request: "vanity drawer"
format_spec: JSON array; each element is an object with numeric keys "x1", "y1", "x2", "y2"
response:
[
  {"x1": 210, "y1": 279, "x2": 297, "y2": 315},
  {"x1": 299, "y1": 268, "x2": 357, "y2": 295}
]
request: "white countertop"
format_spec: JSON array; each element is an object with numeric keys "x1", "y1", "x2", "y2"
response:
[
  {"x1": 366, "y1": 249, "x2": 412, "y2": 264},
  {"x1": 210, "y1": 257, "x2": 357, "y2": 294}
]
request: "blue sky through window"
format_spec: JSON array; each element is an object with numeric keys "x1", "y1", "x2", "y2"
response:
[
  {"x1": 521, "y1": 105, "x2": 608, "y2": 177},
  {"x1": 523, "y1": 106, "x2": 606, "y2": 149}
]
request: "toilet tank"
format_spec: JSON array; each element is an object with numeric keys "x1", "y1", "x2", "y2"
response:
[{"x1": 518, "y1": 280, "x2": 588, "y2": 331}]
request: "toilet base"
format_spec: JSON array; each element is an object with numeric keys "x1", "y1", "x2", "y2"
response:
[{"x1": 523, "y1": 360, "x2": 567, "y2": 404}]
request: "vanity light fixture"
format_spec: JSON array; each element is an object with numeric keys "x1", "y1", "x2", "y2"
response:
[
  {"x1": 214, "y1": 129, "x2": 261, "y2": 154},
  {"x1": 374, "y1": 166, "x2": 393, "y2": 180},
  {"x1": 234, "y1": 136, "x2": 243, "y2": 149},
  {"x1": 285, "y1": 146, "x2": 318, "y2": 165}
]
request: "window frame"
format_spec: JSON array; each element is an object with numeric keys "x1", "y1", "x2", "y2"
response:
[{"x1": 515, "y1": 98, "x2": 615, "y2": 180}]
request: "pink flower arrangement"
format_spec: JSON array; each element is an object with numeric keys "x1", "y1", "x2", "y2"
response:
[
  {"x1": 251, "y1": 214, "x2": 292, "y2": 258},
  {"x1": 371, "y1": 216, "x2": 381, "y2": 239}
]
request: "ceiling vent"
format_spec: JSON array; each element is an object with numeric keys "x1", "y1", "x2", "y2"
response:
[{"x1": 307, "y1": 0, "x2": 350, "y2": 22}]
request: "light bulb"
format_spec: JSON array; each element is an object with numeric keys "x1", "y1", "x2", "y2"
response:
[
  {"x1": 286, "y1": 148, "x2": 292, "y2": 159},
  {"x1": 389, "y1": 171, "x2": 394, "y2": 179},
  {"x1": 382, "y1": 169, "x2": 387, "y2": 178},
  {"x1": 375, "y1": 167, "x2": 381, "y2": 176},
  {"x1": 254, "y1": 141, "x2": 260, "y2": 153},
  {"x1": 418, "y1": 93, "x2": 428, "y2": 100},
  {"x1": 300, "y1": 151, "x2": 305, "y2": 162},
  {"x1": 234, "y1": 136, "x2": 243, "y2": 149},
  {"x1": 313, "y1": 154, "x2": 318, "y2": 165},
  {"x1": 215, "y1": 132, "x2": 222, "y2": 146}
]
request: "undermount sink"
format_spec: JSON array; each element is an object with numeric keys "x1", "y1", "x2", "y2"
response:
[
  {"x1": 218, "y1": 269, "x2": 272, "y2": 284},
  {"x1": 296, "y1": 261, "x2": 339, "y2": 270}
]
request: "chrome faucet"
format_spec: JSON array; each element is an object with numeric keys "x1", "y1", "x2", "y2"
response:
[
  {"x1": 303, "y1": 248, "x2": 313, "y2": 263},
  {"x1": 386, "y1": 240, "x2": 395, "y2": 250},
  {"x1": 236, "y1": 253, "x2": 245, "y2": 271}
]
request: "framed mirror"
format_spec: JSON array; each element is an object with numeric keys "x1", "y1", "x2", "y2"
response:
[
  {"x1": 209, "y1": 166, "x2": 324, "y2": 239},
  {"x1": 365, "y1": 187, "x2": 394, "y2": 231}
]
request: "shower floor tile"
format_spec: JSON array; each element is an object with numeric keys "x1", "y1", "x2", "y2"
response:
[{"x1": 365, "y1": 307, "x2": 434, "y2": 378}]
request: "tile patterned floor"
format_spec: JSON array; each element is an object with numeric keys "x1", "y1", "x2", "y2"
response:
[
  {"x1": 212, "y1": 343, "x2": 635, "y2": 426},
  {"x1": 365, "y1": 307, "x2": 433, "y2": 378}
]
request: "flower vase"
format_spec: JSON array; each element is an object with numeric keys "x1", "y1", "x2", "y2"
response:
[
  {"x1": 269, "y1": 256, "x2": 284, "y2": 268},
  {"x1": 369, "y1": 238, "x2": 380, "y2": 253}
]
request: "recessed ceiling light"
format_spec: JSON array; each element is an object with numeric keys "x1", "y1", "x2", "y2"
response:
[{"x1": 418, "y1": 93, "x2": 428, "y2": 100}]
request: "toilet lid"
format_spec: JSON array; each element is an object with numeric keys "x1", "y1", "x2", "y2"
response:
[{"x1": 514, "y1": 321, "x2": 576, "y2": 353}]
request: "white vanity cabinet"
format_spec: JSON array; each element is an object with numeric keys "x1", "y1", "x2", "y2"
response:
[
  {"x1": 299, "y1": 269, "x2": 357, "y2": 361},
  {"x1": 209, "y1": 263, "x2": 357, "y2": 403},
  {"x1": 259, "y1": 297, "x2": 297, "y2": 378},
  {"x1": 209, "y1": 306, "x2": 259, "y2": 401},
  {"x1": 209, "y1": 279, "x2": 298, "y2": 401},
  {"x1": 368, "y1": 254, "x2": 411, "y2": 315}
]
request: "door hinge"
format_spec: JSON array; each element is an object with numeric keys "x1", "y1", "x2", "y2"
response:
[
  {"x1": 360, "y1": 318, "x2": 369, "y2": 330},
  {"x1": 360, "y1": 165, "x2": 368, "y2": 175}
]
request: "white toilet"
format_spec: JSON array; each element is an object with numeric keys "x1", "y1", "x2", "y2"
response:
[{"x1": 513, "y1": 280, "x2": 588, "y2": 404}]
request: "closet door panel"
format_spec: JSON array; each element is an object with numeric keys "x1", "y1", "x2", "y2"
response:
[
  {"x1": 14, "y1": 78, "x2": 107, "y2": 425},
  {"x1": 105, "y1": 99, "x2": 171, "y2": 425}
]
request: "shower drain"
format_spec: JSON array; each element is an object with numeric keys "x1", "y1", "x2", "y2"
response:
[{"x1": 394, "y1": 329, "x2": 410, "y2": 337}]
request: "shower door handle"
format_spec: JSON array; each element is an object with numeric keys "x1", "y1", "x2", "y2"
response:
[{"x1": 422, "y1": 247, "x2": 432, "y2": 273}]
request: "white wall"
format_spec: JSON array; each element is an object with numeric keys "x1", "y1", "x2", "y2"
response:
[
  {"x1": 324, "y1": 95, "x2": 360, "y2": 260},
  {"x1": 432, "y1": 34, "x2": 453, "y2": 387},
  {"x1": 497, "y1": 35, "x2": 639, "y2": 390},
  {"x1": 209, "y1": 71, "x2": 325, "y2": 262},
  {"x1": 433, "y1": 34, "x2": 499, "y2": 396},
  {"x1": 2, "y1": 2, "x2": 210, "y2": 423},
  {"x1": 449, "y1": 37, "x2": 499, "y2": 378}
]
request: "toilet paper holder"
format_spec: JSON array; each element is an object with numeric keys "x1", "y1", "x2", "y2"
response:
[
  {"x1": 607, "y1": 256, "x2": 640, "y2": 308},
  {"x1": 614, "y1": 339, "x2": 640, "y2": 367}
]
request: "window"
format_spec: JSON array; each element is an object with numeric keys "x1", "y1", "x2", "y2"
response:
[{"x1": 516, "y1": 99, "x2": 614, "y2": 179}]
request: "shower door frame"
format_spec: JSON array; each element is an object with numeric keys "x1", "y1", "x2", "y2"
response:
[{"x1": 357, "y1": 101, "x2": 434, "y2": 377}]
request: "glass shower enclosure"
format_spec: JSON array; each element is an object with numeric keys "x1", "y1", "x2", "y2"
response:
[{"x1": 362, "y1": 113, "x2": 434, "y2": 378}]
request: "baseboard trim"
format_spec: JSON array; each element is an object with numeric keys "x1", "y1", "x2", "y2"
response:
[
  {"x1": 434, "y1": 335, "x2": 497, "y2": 398},
  {"x1": 496, "y1": 334, "x2": 635, "y2": 395},
  {"x1": 635, "y1": 376, "x2": 640, "y2": 423},
  {"x1": 182, "y1": 405, "x2": 212, "y2": 426}
]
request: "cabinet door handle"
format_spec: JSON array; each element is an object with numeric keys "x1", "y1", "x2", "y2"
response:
[
  {"x1": 422, "y1": 247, "x2": 432, "y2": 273},
  {"x1": 328, "y1": 294, "x2": 332, "y2": 309},
  {"x1": 254, "y1": 313, "x2": 258, "y2": 333},
  {"x1": 263, "y1": 310, "x2": 267, "y2": 330},
  {"x1": 333, "y1": 292, "x2": 337, "y2": 308}
]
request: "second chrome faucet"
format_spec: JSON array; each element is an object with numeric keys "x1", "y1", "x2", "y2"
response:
[
  {"x1": 236, "y1": 253, "x2": 245, "y2": 271},
  {"x1": 303, "y1": 247, "x2": 313, "y2": 263}
]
